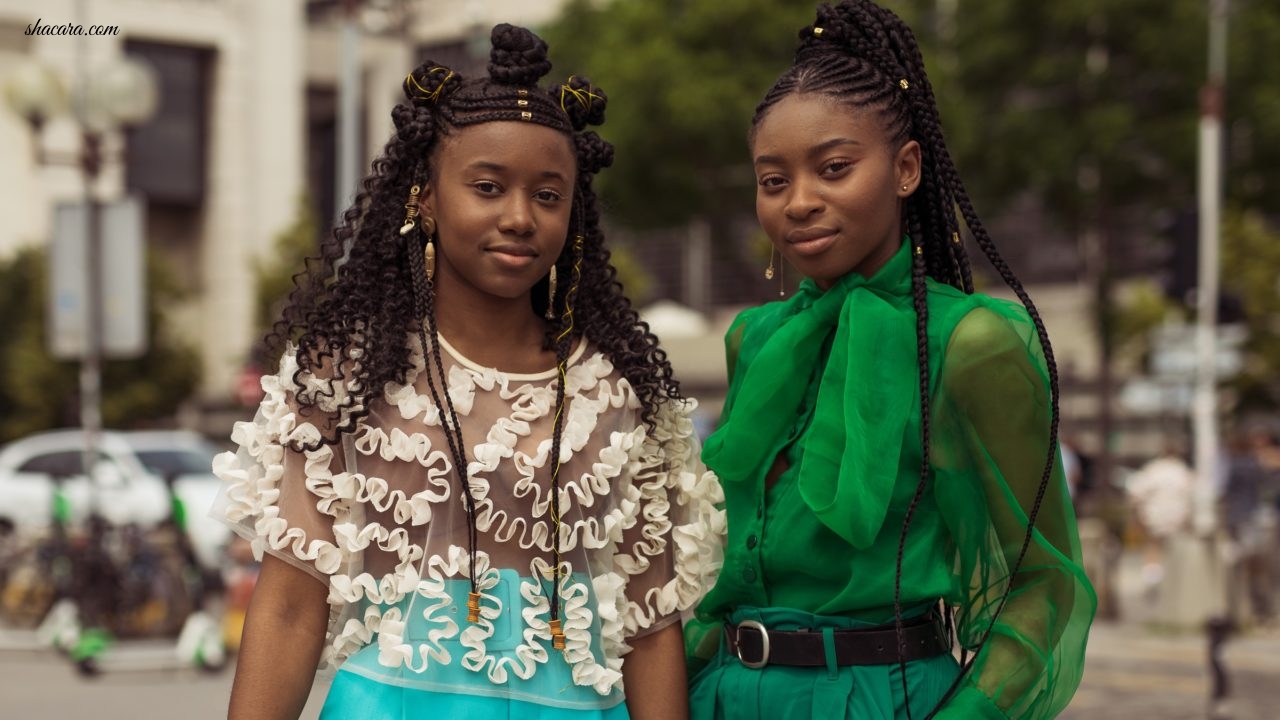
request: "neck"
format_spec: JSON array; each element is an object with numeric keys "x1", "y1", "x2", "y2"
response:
[{"x1": 429, "y1": 271, "x2": 555, "y2": 372}]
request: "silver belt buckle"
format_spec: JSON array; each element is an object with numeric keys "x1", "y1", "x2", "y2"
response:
[{"x1": 734, "y1": 620, "x2": 770, "y2": 669}]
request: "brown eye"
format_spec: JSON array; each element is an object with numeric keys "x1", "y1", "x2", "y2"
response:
[
  {"x1": 473, "y1": 181, "x2": 501, "y2": 195},
  {"x1": 822, "y1": 160, "x2": 852, "y2": 175}
]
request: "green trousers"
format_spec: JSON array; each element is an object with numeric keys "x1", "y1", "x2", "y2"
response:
[{"x1": 689, "y1": 607, "x2": 961, "y2": 720}]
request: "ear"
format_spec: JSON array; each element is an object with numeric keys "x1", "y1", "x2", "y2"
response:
[
  {"x1": 418, "y1": 179, "x2": 435, "y2": 222},
  {"x1": 895, "y1": 140, "x2": 922, "y2": 197}
]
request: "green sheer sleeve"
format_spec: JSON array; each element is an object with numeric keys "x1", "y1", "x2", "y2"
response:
[{"x1": 930, "y1": 302, "x2": 1096, "y2": 719}]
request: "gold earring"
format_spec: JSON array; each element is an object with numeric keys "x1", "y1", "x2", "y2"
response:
[
  {"x1": 400, "y1": 185, "x2": 421, "y2": 235},
  {"x1": 545, "y1": 264, "x2": 558, "y2": 321},
  {"x1": 764, "y1": 246, "x2": 777, "y2": 280},
  {"x1": 421, "y1": 216, "x2": 436, "y2": 238},
  {"x1": 424, "y1": 239, "x2": 436, "y2": 282}
]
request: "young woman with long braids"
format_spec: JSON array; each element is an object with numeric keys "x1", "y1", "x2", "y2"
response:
[
  {"x1": 687, "y1": 2, "x2": 1095, "y2": 718},
  {"x1": 214, "y1": 25, "x2": 722, "y2": 720}
]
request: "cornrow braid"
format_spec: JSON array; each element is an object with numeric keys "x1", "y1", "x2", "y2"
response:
[{"x1": 753, "y1": 3, "x2": 1061, "y2": 718}]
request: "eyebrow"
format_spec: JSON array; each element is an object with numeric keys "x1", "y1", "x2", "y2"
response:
[
  {"x1": 465, "y1": 160, "x2": 569, "y2": 182},
  {"x1": 754, "y1": 137, "x2": 863, "y2": 166}
]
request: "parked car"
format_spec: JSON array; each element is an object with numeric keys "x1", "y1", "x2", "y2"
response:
[{"x1": 0, "y1": 429, "x2": 230, "y2": 572}]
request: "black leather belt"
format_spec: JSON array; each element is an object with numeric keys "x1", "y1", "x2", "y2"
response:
[{"x1": 725, "y1": 613, "x2": 951, "y2": 668}]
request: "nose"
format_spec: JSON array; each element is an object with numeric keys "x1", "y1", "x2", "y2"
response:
[
  {"x1": 784, "y1": 178, "x2": 823, "y2": 221},
  {"x1": 498, "y1": 195, "x2": 536, "y2": 237}
]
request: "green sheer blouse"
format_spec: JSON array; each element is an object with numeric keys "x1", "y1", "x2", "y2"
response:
[{"x1": 692, "y1": 241, "x2": 1096, "y2": 719}]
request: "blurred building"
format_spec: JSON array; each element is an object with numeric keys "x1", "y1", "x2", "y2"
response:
[
  {"x1": 0, "y1": 0, "x2": 568, "y2": 430},
  {"x1": 0, "y1": 0, "x2": 1195, "y2": 478}
]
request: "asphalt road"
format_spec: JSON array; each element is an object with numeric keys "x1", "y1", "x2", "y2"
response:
[{"x1": 2, "y1": 620, "x2": 1277, "y2": 719}]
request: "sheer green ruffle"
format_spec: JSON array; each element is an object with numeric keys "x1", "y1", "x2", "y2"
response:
[{"x1": 692, "y1": 240, "x2": 1095, "y2": 719}]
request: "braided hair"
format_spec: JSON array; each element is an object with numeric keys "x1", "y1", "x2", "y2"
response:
[
  {"x1": 753, "y1": 3, "x2": 1060, "y2": 717},
  {"x1": 270, "y1": 23, "x2": 680, "y2": 447}
]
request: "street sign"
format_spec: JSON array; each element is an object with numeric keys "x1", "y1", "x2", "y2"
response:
[{"x1": 49, "y1": 197, "x2": 148, "y2": 359}]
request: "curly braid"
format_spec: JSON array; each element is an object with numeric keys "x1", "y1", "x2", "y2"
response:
[
  {"x1": 268, "y1": 23, "x2": 679, "y2": 449},
  {"x1": 752, "y1": 3, "x2": 1061, "y2": 717}
]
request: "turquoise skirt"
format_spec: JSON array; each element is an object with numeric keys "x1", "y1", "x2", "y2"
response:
[
  {"x1": 689, "y1": 607, "x2": 960, "y2": 720},
  {"x1": 319, "y1": 570, "x2": 630, "y2": 720}
]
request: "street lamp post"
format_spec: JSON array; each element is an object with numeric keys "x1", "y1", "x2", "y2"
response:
[{"x1": 5, "y1": 54, "x2": 157, "y2": 634}]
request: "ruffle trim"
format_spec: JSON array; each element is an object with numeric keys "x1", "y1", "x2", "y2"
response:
[{"x1": 212, "y1": 347, "x2": 726, "y2": 694}]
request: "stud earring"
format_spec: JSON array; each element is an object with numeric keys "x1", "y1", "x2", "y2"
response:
[
  {"x1": 545, "y1": 264, "x2": 558, "y2": 320},
  {"x1": 421, "y1": 216, "x2": 436, "y2": 238}
]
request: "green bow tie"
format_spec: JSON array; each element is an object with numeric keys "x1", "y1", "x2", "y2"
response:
[{"x1": 703, "y1": 240, "x2": 917, "y2": 548}]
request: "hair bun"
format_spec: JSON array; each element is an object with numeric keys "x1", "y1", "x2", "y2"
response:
[
  {"x1": 488, "y1": 23, "x2": 553, "y2": 86},
  {"x1": 574, "y1": 131, "x2": 614, "y2": 176},
  {"x1": 555, "y1": 76, "x2": 607, "y2": 131},
  {"x1": 403, "y1": 62, "x2": 461, "y2": 105}
]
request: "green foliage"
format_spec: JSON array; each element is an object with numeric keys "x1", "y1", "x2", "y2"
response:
[
  {"x1": 543, "y1": 0, "x2": 815, "y2": 229},
  {"x1": 606, "y1": 241, "x2": 653, "y2": 306},
  {"x1": 0, "y1": 247, "x2": 201, "y2": 443},
  {"x1": 543, "y1": 0, "x2": 1280, "y2": 234},
  {"x1": 1221, "y1": 209, "x2": 1280, "y2": 411},
  {"x1": 1108, "y1": 280, "x2": 1177, "y2": 366},
  {"x1": 253, "y1": 196, "x2": 318, "y2": 349},
  {"x1": 925, "y1": 0, "x2": 1280, "y2": 225}
]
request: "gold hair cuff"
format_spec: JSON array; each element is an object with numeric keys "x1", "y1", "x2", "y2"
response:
[
  {"x1": 520, "y1": 111, "x2": 533, "y2": 121},
  {"x1": 813, "y1": 27, "x2": 824, "y2": 36},
  {"x1": 467, "y1": 591, "x2": 482, "y2": 623},
  {"x1": 899, "y1": 78, "x2": 910, "y2": 90},
  {"x1": 549, "y1": 618, "x2": 566, "y2": 650}
]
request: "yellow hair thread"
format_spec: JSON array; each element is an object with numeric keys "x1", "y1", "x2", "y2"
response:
[{"x1": 559, "y1": 76, "x2": 603, "y2": 114}]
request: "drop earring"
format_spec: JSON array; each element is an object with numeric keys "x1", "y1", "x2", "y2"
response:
[
  {"x1": 424, "y1": 238, "x2": 436, "y2": 283},
  {"x1": 545, "y1": 264, "x2": 558, "y2": 321},
  {"x1": 764, "y1": 246, "x2": 776, "y2": 280}
]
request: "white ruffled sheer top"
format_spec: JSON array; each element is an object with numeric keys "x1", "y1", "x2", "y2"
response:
[{"x1": 213, "y1": 333, "x2": 725, "y2": 702}]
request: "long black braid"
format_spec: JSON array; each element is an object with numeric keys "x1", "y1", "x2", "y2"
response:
[{"x1": 753, "y1": 3, "x2": 1060, "y2": 717}]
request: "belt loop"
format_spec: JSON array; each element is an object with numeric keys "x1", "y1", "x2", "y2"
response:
[{"x1": 821, "y1": 626, "x2": 838, "y2": 680}]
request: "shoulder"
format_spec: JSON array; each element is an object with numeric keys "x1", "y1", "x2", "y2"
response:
[{"x1": 937, "y1": 292, "x2": 1039, "y2": 361}]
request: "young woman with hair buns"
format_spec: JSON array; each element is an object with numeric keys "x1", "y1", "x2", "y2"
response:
[{"x1": 215, "y1": 24, "x2": 722, "y2": 720}]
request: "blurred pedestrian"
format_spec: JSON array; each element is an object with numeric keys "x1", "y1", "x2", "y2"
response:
[
  {"x1": 684, "y1": 2, "x2": 1095, "y2": 719},
  {"x1": 1125, "y1": 443, "x2": 1195, "y2": 598},
  {"x1": 1223, "y1": 423, "x2": 1278, "y2": 625},
  {"x1": 213, "y1": 24, "x2": 722, "y2": 720}
]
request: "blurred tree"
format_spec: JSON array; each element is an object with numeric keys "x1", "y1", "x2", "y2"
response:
[
  {"x1": 543, "y1": 0, "x2": 815, "y2": 232},
  {"x1": 1221, "y1": 209, "x2": 1280, "y2": 413},
  {"x1": 252, "y1": 195, "x2": 318, "y2": 369},
  {"x1": 0, "y1": 248, "x2": 201, "y2": 443}
]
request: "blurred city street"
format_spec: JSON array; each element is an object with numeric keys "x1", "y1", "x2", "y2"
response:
[{"x1": 4, "y1": 549, "x2": 1278, "y2": 719}]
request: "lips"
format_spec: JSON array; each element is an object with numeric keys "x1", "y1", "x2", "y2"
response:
[
  {"x1": 485, "y1": 243, "x2": 537, "y2": 258},
  {"x1": 786, "y1": 226, "x2": 838, "y2": 244},
  {"x1": 785, "y1": 226, "x2": 838, "y2": 257},
  {"x1": 484, "y1": 242, "x2": 539, "y2": 269}
]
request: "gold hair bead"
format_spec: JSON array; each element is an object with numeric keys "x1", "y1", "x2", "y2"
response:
[
  {"x1": 520, "y1": 111, "x2": 533, "y2": 121},
  {"x1": 915, "y1": 245, "x2": 923, "y2": 256},
  {"x1": 549, "y1": 618, "x2": 566, "y2": 650},
  {"x1": 466, "y1": 591, "x2": 482, "y2": 623},
  {"x1": 517, "y1": 99, "x2": 529, "y2": 107},
  {"x1": 899, "y1": 78, "x2": 910, "y2": 90},
  {"x1": 951, "y1": 232, "x2": 961, "y2": 244},
  {"x1": 517, "y1": 89, "x2": 529, "y2": 96},
  {"x1": 813, "y1": 27, "x2": 824, "y2": 36}
]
